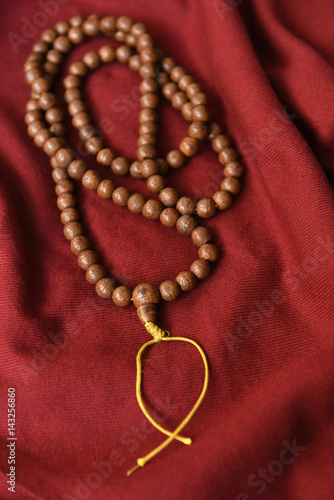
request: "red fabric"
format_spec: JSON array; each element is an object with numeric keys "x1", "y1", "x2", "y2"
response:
[{"x1": 1, "y1": 0, "x2": 334, "y2": 499}]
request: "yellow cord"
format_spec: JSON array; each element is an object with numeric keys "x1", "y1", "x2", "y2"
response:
[{"x1": 126, "y1": 321, "x2": 209, "y2": 476}]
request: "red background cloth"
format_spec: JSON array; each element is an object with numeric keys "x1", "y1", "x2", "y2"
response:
[{"x1": 1, "y1": 0, "x2": 334, "y2": 499}]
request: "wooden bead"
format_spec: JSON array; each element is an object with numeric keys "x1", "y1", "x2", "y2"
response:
[
  {"x1": 26, "y1": 99, "x2": 40, "y2": 111},
  {"x1": 25, "y1": 68, "x2": 43, "y2": 85},
  {"x1": 82, "y1": 170, "x2": 102, "y2": 191},
  {"x1": 69, "y1": 15, "x2": 84, "y2": 27},
  {"x1": 162, "y1": 82, "x2": 178, "y2": 100},
  {"x1": 45, "y1": 107, "x2": 63, "y2": 124},
  {"x1": 137, "y1": 33, "x2": 154, "y2": 51},
  {"x1": 219, "y1": 147, "x2": 237, "y2": 165},
  {"x1": 212, "y1": 134, "x2": 230, "y2": 152},
  {"x1": 34, "y1": 129, "x2": 52, "y2": 147},
  {"x1": 140, "y1": 78, "x2": 159, "y2": 94},
  {"x1": 192, "y1": 93, "x2": 207, "y2": 106},
  {"x1": 55, "y1": 180, "x2": 74, "y2": 195},
  {"x1": 161, "y1": 57, "x2": 175, "y2": 72},
  {"x1": 192, "y1": 105, "x2": 210, "y2": 122},
  {"x1": 111, "y1": 157, "x2": 130, "y2": 176},
  {"x1": 176, "y1": 215, "x2": 197, "y2": 236},
  {"x1": 137, "y1": 304, "x2": 157, "y2": 325},
  {"x1": 186, "y1": 83, "x2": 201, "y2": 99},
  {"x1": 171, "y1": 92, "x2": 188, "y2": 110},
  {"x1": 166, "y1": 150, "x2": 186, "y2": 169},
  {"x1": 82, "y1": 18, "x2": 100, "y2": 36},
  {"x1": 116, "y1": 45, "x2": 132, "y2": 63},
  {"x1": 159, "y1": 280, "x2": 181, "y2": 302},
  {"x1": 127, "y1": 193, "x2": 146, "y2": 214},
  {"x1": 64, "y1": 88, "x2": 82, "y2": 104},
  {"x1": 181, "y1": 102, "x2": 193, "y2": 121},
  {"x1": 139, "y1": 122, "x2": 158, "y2": 135},
  {"x1": 55, "y1": 20, "x2": 70, "y2": 35},
  {"x1": 38, "y1": 92, "x2": 56, "y2": 110},
  {"x1": 31, "y1": 77, "x2": 51, "y2": 94},
  {"x1": 68, "y1": 160, "x2": 87, "y2": 180},
  {"x1": 139, "y1": 63, "x2": 156, "y2": 79},
  {"x1": 213, "y1": 190, "x2": 233, "y2": 210},
  {"x1": 86, "y1": 136, "x2": 103, "y2": 156},
  {"x1": 131, "y1": 22, "x2": 146, "y2": 37},
  {"x1": 68, "y1": 99, "x2": 86, "y2": 116},
  {"x1": 78, "y1": 250, "x2": 98, "y2": 270},
  {"x1": 176, "y1": 196, "x2": 195, "y2": 215},
  {"x1": 69, "y1": 61, "x2": 87, "y2": 77},
  {"x1": 160, "y1": 208, "x2": 179, "y2": 228},
  {"x1": 129, "y1": 54, "x2": 141, "y2": 71},
  {"x1": 207, "y1": 122, "x2": 222, "y2": 141},
  {"x1": 191, "y1": 226, "x2": 212, "y2": 246},
  {"x1": 43, "y1": 137, "x2": 65, "y2": 156},
  {"x1": 140, "y1": 159, "x2": 159, "y2": 178},
  {"x1": 159, "y1": 187, "x2": 178, "y2": 207},
  {"x1": 140, "y1": 48, "x2": 159, "y2": 64},
  {"x1": 190, "y1": 259, "x2": 210, "y2": 279},
  {"x1": 54, "y1": 148, "x2": 74, "y2": 168},
  {"x1": 139, "y1": 109, "x2": 157, "y2": 124},
  {"x1": 95, "y1": 278, "x2": 117, "y2": 299},
  {"x1": 112, "y1": 286, "x2": 132, "y2": 307},
  {"x1": 146, "y1": 174, "x2": 166, "y2": 193},
  {"x1": 224, "y1": 162, "x2": 243, "y2": 178},
  {"x1": 132, "y1": 283, "x2": 160, "y2": 307},
  {"x1": 41, "y1": 28, "x2": 57, "y2": 43},
  {"x1": 179, "y1": 75, "x2": 194, "y2": 91},
  {"x1": 72, "y1": 112, "x2": 90, "y2": 129},
  {"x1": 137, "y1": 134, "x2": 156, "y2": 147},
  {"x1": 112, "y1": 187, "x2": 131, "y2": 206},
  {"x1": 86, "y1": 264, "x2": 106, "y2": 284},
  {"x1": 63, "y1": 75, "x2": 81, "y2": 89},
  {"x1": 180, "y1": 137, "x2": 199, "y2": 157},
  {"x1": 198, "y1": 244, "x2": 219, "y2": 262},
  {"x1": 140, "y1": 93, "x2": 158, "y2": 109},
  {"x1": 99, "y1": 16, "x2": 116, "y2": 35},
  {"x1": 70, "y1": 235, "x2": 89, "y2": 254},
  {"x1": 114, "y1": 31, "x2": 126, "y2": 42},
  {"x1": 220, "y1": 177, "x2": 241, "y2": 195},
  {"x1": 97, "y1": 148, "x2": 114, "y2": 166},
  {"x1": 28, "y1": 120, "x2": 44, "y2": 137},
  {"x1": 97, "y1": 179, "x2": 115, "y2": 199},
  {"x1": 142, "y1": 199, "x2": 163, "y2": 220},
  {"x1": 68, "y1": 27, "x2": 85, "y2": 44},
  {"x1": 57, "y1": 193, "x2": 76, "y2": 210},
  {"x1": 196, "y1": 198, "x2": 216, "y2": 219},
  {"x1": 137, "y1": 144, "x2": 157, "y2": 161},
  {"x1": 98, "y1": 45, "x2": 115, "y2": 63},
  {"x1": 130, "y1": 161, "x2": 144, "y2": 179},
  {"x1": 25, "y1": 110, "x2": 42, "y2": 125},
  {"x1": 50, "y1": 122, "x2": 66, "y2": 137},
  {"x1": 52, "y1": 168, "x2": 69, "y2": 183},
  {"x1": 64, "y1": 221, "x2": 83, "y2": 241},
  {"x1": 60, "y1": 208, "x2": 79, "y2": 224},
  {"x1": 79, "y1": 124, "x2": 96, "y2": 142},
  {"x1": 170, "y1": 66, "x2": 186, "y2": 82},
  {"x1": 116, "y1": 15, "x2": 133, "y2": 32},
  {"x1": 53, "y1": 36, "x2": 71, "y2": 53},
  {"x1": 188, "y1": 122, "x2": 208, "y2": 140},
  {"x1": 176, "y1": 271, "x2": 197, "y2": 292}
]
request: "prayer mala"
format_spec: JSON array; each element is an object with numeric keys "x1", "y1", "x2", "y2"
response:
[{"x1": 23, "y1": 14, "x2": 243, "y2": 476}]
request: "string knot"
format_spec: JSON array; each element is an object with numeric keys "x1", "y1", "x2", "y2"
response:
[{"x1": 144, "y1": 321, "x2": 168, "y2": 341}]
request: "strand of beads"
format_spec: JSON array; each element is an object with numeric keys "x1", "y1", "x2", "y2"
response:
[{"x1": 24, "y1": 14, "x2": 243, "y2": 323}]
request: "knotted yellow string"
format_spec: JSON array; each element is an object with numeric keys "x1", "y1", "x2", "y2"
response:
[{"x1": 126, "y1": 321, "x2": 209, "y2": 476}]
